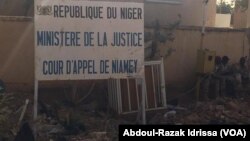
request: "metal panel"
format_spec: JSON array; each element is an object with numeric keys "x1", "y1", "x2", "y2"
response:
[{"x1": 108, "y1": 58, "x2": 167, "y2": 114}]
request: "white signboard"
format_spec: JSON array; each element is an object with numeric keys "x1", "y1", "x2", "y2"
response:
[{"x1": 35, "y1": 0, "x2": 144, "y2": 80}]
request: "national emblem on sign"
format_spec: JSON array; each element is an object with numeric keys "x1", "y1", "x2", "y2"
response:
[{"x1": 36, "y1": 5, "x2": 52, "y2": 15}]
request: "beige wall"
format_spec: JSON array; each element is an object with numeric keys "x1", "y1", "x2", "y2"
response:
[
  {"x1": 154, "y1": 27, "x2": 249, "y2": 88},
  {"x1": 0, "y1": 18, "x2": 248, "y2": 91},
  {"x1": 0, "y1": 17, "x2": 34, "y2": 90},
  {"x1": 247, "y1": 0, "x2": 250, "y2": 27},
  {"x1": 233, "y1": 8, "x2": 247, "y2": 28},
  {"x1": 0, "y1": 0, "x2": 33, "y2": 16},
  {"x1": 233, "y1": 0, "x2": 250, "y2": 28},
  {"x1": 215, "y1": 14, "x2": 231, "y2": 27},
  {"x1": 145, "y1": 0, "x2": 216, "y2": 27},
  {"x1": 206, "y1": 0, "x2": 217, "y2": 26}
]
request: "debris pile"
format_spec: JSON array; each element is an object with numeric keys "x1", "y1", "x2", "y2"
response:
[
  {"x1": 0, "y1": 90, "x2": 250, "y2": 141},
  {"x1": 173, "y1": 96, "x2": 250, "y2": 125},
  {"x1": 0, "y1": 93, "x2": 33, "y2": 141}
]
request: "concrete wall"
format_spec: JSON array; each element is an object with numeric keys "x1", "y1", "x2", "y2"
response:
[
  {"x1": 233, "y1": 0, "x2": 250, "y2": 28},
  {"x1": 232, "y1": 8, "x2": 247, "y2": 28},
  {"x1": 0, "y1": 0, "x2": 33, "y2": 16},
  {"x1": 157, "y1": 27, "x2": 249, "y2": 89},
  {"x1": 145, "y1": 0, "x2": 216, "y2": 27},
  {"x1": 0, "y1": 17, "x2": 34, "y2": 90},
  {"x1": 215, "y1": 14, "x2": 231, "y2": 27},
  {"x1": 247, "y1": 0, "x2": 250, "y2": 27},
  {"x1": 0, "y1": 17, "x2": 248, "y2": 91}
]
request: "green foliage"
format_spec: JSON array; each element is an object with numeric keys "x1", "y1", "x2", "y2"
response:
[
  {"x1": 216, "y1": 1, "x2": 234, "y2": 14},
  {"x1": 145, "y1": 18, "x2": 179, "y2": 60},
  {"x1": 235, "y1": 0, "x2": 248, "y2": 11}
]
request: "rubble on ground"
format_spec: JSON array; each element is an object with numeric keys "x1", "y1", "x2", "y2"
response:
[
  {"x1": 0, "y1": 90, "x2": 250, "y2": 141},
  {"x1": 156, "y1": 96, "x2": 250, "y2": 125}
]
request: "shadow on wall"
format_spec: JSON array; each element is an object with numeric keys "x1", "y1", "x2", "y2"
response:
[
  {"x1": 0, "y1": 0, "x2": 34, "y2": 16},
  {"x1": 145, "y1": 19, "x2": 180, "y2": 60}
]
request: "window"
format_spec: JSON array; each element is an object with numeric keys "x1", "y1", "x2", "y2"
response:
[{"x1": 145, "y1": 0, "x2": 183, "y2": 5}]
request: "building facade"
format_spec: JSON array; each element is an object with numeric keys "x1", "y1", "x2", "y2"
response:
[{"x1": 145, "y1": 0, "x2": 216, "y2": 27}]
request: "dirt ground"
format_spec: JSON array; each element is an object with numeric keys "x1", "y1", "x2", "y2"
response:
[{"x1": 1, "y1": 84, "x2": 250, "y2": 141}]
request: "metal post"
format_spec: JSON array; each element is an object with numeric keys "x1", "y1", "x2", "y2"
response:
[
  {"x1": 141, "y1": 77, "x2": 146, "y2": 124},
  {"x1": 202, "y1": 0, "x2": 208, "y2": 35},
  {"x1": 127, "y1": 79, "x2": 131, "y2": 111},
  {"x1": 33, "y1": 79, "x2": 38, "y2": 140},
  {"x1": 160, "y1": 57, "x2": 167, "y2": 107},
  {"x1": 117, "y1": 79, "x2": 122, "y2": 114},
  {"x1": 34, "y1": 81, "x2": 38, "y2": 120},
  {"x1": 201, "y1": 0, "x2": 208, "y2": 50},
  {"x1": 151, "y1": 65, "x2": 157, "y2": 108},
  {"x1": 135, "y1": 78, "x2": 140, "y2": 110}
]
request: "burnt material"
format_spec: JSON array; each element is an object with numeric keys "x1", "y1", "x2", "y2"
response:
[{"x1": 13, "y1": 122, "x2": 35, "y2": 141}]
